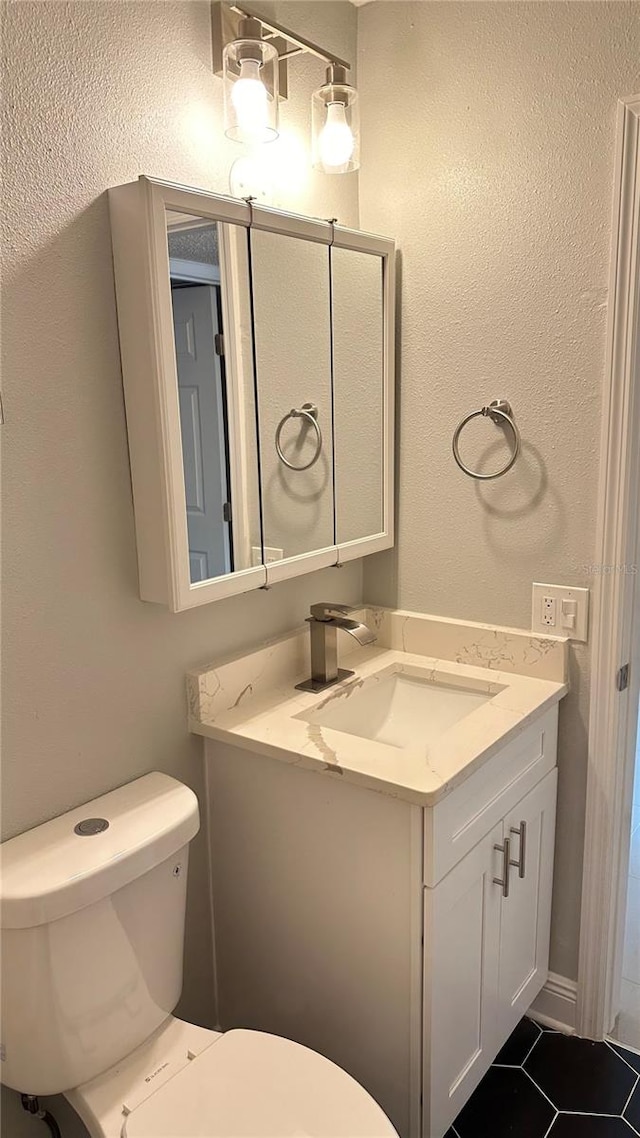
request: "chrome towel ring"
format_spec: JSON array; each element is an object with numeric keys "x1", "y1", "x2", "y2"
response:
[
  {"x1": 452, "y1": 399, "x2": 520, "y2": 480},
  {"x1": 275, "y1": 402, "x2": 323, "y2": 472}
]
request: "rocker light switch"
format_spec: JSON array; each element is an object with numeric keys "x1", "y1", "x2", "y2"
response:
[{"x1": 561, "y1": 599, "x2": 577, "y2": 629}]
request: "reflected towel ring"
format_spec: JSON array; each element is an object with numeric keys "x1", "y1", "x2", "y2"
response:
[
  {"x1": 275, "y1": 403, "x2": 323, "y2": 471},
  {"x1": 452, "y1": 399, "x2": 520, "y2": 480}
]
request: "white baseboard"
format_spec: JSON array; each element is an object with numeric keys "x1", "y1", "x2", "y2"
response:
[
  {"x1": 529, "y1": 972, "x2": 578, "y2": 1034},
  {"x1": 607, "y1": 1034, "x2": 640, "y2": 1058}
]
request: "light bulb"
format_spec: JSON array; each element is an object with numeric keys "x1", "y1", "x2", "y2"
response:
[
  {"x1": 231, "y1": 59, "x2": 268, "y2": 140},
  {"x1": 318, "y1": 102, "x2": 354, "y2": 170}
]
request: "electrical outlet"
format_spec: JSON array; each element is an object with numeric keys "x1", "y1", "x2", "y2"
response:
[
  {"x1": 531, "y1": 583, "x2": 590, "y2": 641},
  {"x1": 541, "y1": 596, "x2": 556, "y2": 627}
]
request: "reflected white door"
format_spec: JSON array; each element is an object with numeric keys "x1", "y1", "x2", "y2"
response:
[{"x1": 172, "y1": 284, "x2": 231, "y2": 582}]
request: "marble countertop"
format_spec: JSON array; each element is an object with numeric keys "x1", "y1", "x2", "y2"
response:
[{"x1": 188, "y1": 607, "x2": 568, "y2": 807}]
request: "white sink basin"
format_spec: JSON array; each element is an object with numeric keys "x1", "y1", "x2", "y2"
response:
[{"x1": 302, "y1": 669, "x2": 499, "y2": 750}]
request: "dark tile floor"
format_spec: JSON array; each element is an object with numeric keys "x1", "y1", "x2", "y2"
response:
[{"x1": 445, "y1": 1019, "x2": 640, "y2": 1138}]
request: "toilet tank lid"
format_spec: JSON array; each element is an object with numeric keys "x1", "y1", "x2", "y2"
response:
[{"x1": 0, "y1": 773, "x2": 199, "y2": 929}]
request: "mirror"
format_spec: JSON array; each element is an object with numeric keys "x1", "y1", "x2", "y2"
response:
[
  {"x1": 331, "y1": 246, "x2": 385, "y2": 546},
  {"x1": 165, "y1": 210, "x2": 262, "y2": 585},
  {"x1": 250, "y1": 229, "x2": 334, "y2": 564},
  {"x1": 109, "y1": 178, "x2": 394, "y2": 610}
]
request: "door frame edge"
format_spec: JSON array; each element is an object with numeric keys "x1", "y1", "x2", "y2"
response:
[{"x1": 577, "y1": 94, "x2": 640, "y2": 1039}]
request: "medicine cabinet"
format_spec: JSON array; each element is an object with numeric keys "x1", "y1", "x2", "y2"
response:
[{"x1": 109, "y1": 177, "x2": 395, "y2": 610}]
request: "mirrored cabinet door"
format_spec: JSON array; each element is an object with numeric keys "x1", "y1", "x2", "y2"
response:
[
  {"x1": 249, "y1": 229, "x2": 335, "y2": 572},
  {"x1": 331, "y1": 246, "x2": 385, "y2": 547},
  {"x1": 165, "y1": 210, "x2": 262, "y2": 585}
]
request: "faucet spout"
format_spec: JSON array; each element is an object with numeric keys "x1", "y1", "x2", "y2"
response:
[
  {"x1": 296, "y1": 604, "x2": 377, "y2": 692},
  {"x1": 337, "y1": 618, "x2": 377, "y2": 647}
]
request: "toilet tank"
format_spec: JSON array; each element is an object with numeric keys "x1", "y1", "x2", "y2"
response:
[{"x1": 0, "y1": 772, "x2": 199, "y2": 1095}]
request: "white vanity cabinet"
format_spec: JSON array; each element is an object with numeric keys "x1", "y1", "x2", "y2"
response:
[{"x1": 204, "y1": 704, "x2": 559, "y2": 1138}]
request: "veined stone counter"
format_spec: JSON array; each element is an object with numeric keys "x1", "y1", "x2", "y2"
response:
[{"x1": 187, "y1": 607, "x2": 568, "y2": 806}]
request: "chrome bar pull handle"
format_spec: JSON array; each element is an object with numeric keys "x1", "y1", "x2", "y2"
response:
[
  {"x1": 493, "y1": 837, "x2": 511, "y2": 899},
  {"x1": 510, "y1": 821, "x2": 527, "y2": 879}
]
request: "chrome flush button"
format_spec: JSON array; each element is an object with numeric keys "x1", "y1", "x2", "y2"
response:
[{"x1": 74, "y1": 818, "x2": 110, "y2": 836}]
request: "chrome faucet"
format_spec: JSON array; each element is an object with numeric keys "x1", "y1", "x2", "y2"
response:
[{"x1": 295, "y1": 603, "x2": 377, "y2": 693}]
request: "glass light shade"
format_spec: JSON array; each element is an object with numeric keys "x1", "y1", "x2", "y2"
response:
[
  {"x1": 312, "y1": 68, "x2": 360, "y2": 174},
  {"x1": 223, "y1": 30, "x2": 278, "y2": 144}
]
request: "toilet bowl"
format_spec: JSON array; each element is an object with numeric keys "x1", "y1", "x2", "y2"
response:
[{"x1": 0, "y1": 772, "x2": 398, "y2": 1138}]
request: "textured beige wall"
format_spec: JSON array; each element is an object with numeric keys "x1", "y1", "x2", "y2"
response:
[
  {"x1": 359, "y1": 1, "x2": 640, "y2": 981},
  {"x1": 1, "y1": 2, "x2": 359, "y2": 1131}
]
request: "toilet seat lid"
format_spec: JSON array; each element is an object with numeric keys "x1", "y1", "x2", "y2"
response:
[{"x1": 122, "y1": 1028, "x2": 398, "y2": 1138}]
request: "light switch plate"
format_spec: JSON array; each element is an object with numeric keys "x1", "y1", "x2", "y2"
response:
[{"x1": 531, "y1": 582, "x2": 589, "y2": 642}]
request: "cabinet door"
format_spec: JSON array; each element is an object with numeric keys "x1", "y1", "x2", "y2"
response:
[
  {"x1": 497, "y1": 768, "x2": 558, "y2": 1042},
  {"x1": 331, "y1": 246, "x2": 384, "y2": 547},
  {"x1": 424, "y1": 822, "x2": 503, "y2": 1138},
  {"x1": 249, "y1": 229, "x2": 336, "y2": 569}
]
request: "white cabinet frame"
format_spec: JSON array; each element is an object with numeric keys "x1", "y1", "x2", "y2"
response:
[{"x1": 109, "y1": 176, "x2": 396, "y2": 610}]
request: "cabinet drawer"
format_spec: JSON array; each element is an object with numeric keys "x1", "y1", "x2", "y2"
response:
[{"x1": 424, "y1": 705, "x2": 558, "y2": 887}]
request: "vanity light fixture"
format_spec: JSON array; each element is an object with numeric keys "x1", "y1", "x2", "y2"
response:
[
  {"x1": 213, "y1": 2, "x2": 360, "y2": 173},
  {"x1": 223, "y1": 15, "x2": 279, "y2": 143}
]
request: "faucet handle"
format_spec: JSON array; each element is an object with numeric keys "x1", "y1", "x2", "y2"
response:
[{"x1": 310, "y1": 602, "x2": 354, "y2": 622}]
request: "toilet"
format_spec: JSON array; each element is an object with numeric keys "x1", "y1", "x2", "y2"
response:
[{"x1": 0, "y1": 772, "x2": 398, "y2": 1138}]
